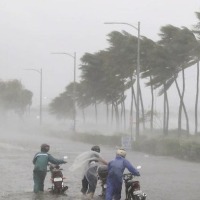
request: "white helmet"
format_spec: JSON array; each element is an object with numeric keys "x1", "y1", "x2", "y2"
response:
[{"x1": 116, "y1": 148, "x2": 126, "y2": 158}]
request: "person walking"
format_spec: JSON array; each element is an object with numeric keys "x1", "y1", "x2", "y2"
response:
[
  {"x1": 32, "y1": 143, "x2": 66, "y2": 193},
  {"x1": 105, "y1": 148, "x2": 140, "y2": 200},
  {"x1": 81, "y1": 145, "x2": 107, "y2": 199}
]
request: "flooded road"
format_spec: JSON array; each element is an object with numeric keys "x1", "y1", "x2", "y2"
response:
[{"x1": 0, "y1": 126, "x2": 200, "y2": 200}]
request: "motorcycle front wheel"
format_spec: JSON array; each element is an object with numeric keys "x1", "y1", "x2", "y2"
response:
[{"x1": 127, "y1": 193, "x2": 141, "y2": 200}]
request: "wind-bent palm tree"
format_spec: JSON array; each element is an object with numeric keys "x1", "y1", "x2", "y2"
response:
[
  {"x1": 140, "y1": 37, "x2": 158, "y2": 132},
  {"x1": 49, "y1": 84, "x2": 74, "y2": 119},
  {"x1": 156, "y1": 25, "x2": 198, "y2": 135},
  {"x1": 193, "y1": 11, "x2": 200, "y2": 135}
]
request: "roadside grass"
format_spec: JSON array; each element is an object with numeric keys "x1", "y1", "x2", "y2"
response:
[{"x1": 69, "y1": 129, "x2": 200, "y2": 162}]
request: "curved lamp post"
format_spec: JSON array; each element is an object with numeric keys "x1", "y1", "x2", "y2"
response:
[
  {"x1": 24, "y1": 68, "x2": 43, "y2": 125},
  {"x1": 51, "y1": 52, "x2": 77, "y2": 133},
  {"x1": 104, "y1": 22, "x2": 141, "y2": 140}
]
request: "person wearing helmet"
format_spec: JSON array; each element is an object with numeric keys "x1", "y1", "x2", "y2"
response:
[
  {"x1": 105, "y1": 148, "x2": 140, "y2": 200},
  {"x1": 81, "y1": 145, "x2": 107, "y2": 199},
  {"x1": 32, "y1": 144, "x2": 66, "y2": 193},
  {"x1": 91, "y1": 145, "x2": 100, "y2": 153}
]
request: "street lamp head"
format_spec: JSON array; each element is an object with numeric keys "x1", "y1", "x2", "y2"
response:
[
  {"x1": 104, "y1": 22, "x2": 126, "y2": 24},
  {"x1": 24, "y1": 68, "x2": 41, "y2": 74},
  {"x1": 51, "y1": 52, "x2": 75, "y2": 59},
  {"x1": 104, "y1": 21, "x2": 139, "y2": 31}
]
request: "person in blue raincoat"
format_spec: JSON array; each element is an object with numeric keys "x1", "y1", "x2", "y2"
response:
[
  {"x1": 32, "y1": 144, "x2": 66, "y2": 193},
  {"x1": 105, "y1": 148, "x2": 140, "y2": 200}
]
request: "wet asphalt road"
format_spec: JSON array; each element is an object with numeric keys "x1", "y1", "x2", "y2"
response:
[{"x1": 0, "y1": 125, "x2": 200, "y2": 200}]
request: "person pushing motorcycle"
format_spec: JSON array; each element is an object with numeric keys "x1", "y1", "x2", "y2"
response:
[
  {"x1": 81, "y1": 145, "x2": 107, "y2": 199},
  {"x1": 105, "y1": 148, "x2": 140, "y2": 200},
  {"x1": 32, "y1": 143, "x2": 66, "y2": 193}
]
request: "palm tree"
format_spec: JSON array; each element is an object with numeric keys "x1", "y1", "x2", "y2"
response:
[
  {"x1": 49, "y1": 84, "x2": 74, "y2": 119},
  {"x1": 105, "y1": 31, "x2": 142, "y2": 132},
  {"x1": 157, "y1": 25, "x2": 198, "y2": 135},
  {"x1": 140, "y1": 37, "x2": 158, "y2": 131},
  {"x1": 193, "y1": 11, "x2": 200, "y2": 135},
  {"x1": 80, "y1": 50, "x2": 124, "y2": 127}
]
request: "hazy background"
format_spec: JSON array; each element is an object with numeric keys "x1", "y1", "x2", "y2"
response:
[
  {"x1": 0, "y1": 0, "x2": 200, "y2": 132},
  {"x1": 1, "y1": 3, "x2": 200, "y2": 199}
]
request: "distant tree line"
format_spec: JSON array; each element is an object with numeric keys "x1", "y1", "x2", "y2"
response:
[
  {"x1": 49, "y1": 11, "x2": 200, "y2": 136},
  {"x1": 0, "y1": 79, "x2": 32, "y2": 118}
]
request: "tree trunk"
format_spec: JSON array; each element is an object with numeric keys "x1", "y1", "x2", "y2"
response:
[
  {"x1": 165, "y1": 91, "x2": 169, "y2": 135},
  {"x1": 111, "y1": 102, "x2": 114, "y2": 126},
  {"x1": 150, "y1": 75, "x2": 154, "y2": 132},
  {"x1": 82, "y1": 108, "x2": 85, "y2": 123},
  {"x1": 195, "y1": 61, "x2": 199, "y2": 135},
  {"x1": 130, "y1": 76, "x2": 136, "y2": 139},
  {"x1": 120, "y1": 102, "x2": 123, "y2": 131},
  {"x1": 106, "y1": 103, "x2": 109, "y2": 125},
  {"x1": 163, "y1": 84, "x2": 168, "y2": 135},
  {"x1": 175, "y1": 79, "x2": 190, "y2": 135},
  {"x1": 121, "y1": 98, "x2": 126, "y2": 131},
  {"x1": 94, "y1": 101, "x2": 98, "y2": 124},
  {"x1": 114, "y1": 103, "x2": 120, "y2": 130},
  {"x1": 163, "y1": 84, "x2": 166, "y2": 135},
  {"x1": 139, "y1": 83, "x2": 145, "y2": 130},
  {"x1": 178, "y1": 69, "x2": 186, "y2": 135}
]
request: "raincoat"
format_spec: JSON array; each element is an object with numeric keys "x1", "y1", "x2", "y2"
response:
[
  {"x1": 84, "y1": 160, "x2": 102, "y2": 193},
  {"x1": 81, "y1": 152, "x2": 100, "y2": 194},
  {"x1": 33, "y1": 151, "x2": 65, "y2": 193},
  {"x1": 105, "y1": 155, "x2": 140, "y2": 200}
]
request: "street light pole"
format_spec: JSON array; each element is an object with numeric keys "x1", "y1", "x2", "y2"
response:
[
  {"x1": 104, "y1": 21, "x2": 141, "y2": 140},
  {"x1": 24, "y1": 68, "x2": 43, "y2": 125},
  {"x1": 136, "y1": 22, "x2": 140, "y2": 140},
  {"x1": 51, "y1": 52, "x2": 77, "y2": 133}
]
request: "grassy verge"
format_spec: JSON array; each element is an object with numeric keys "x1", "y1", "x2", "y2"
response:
[{"x1": 69, "y1": 130, "x2": 200, "y2": 162}]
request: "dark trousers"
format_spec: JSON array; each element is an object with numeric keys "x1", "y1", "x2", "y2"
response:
[
  {"x1": 87, "y1": 173, "x2": 97, "y2": 193},
  {"x1": 33, "y1": 170, "x2": 47, "y2": 193},
  {"x1": 81, "y1": 176, "x2": 89, "y2": 194}
]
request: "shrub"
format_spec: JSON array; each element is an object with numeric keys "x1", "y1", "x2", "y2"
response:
[{"x1": 69, "y1": 131, "x2": 200, "y2": 163}]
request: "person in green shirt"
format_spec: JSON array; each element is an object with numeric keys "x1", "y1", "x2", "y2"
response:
[{"x1": 32, "y1": 143, "x2": 66, "y2": 193}]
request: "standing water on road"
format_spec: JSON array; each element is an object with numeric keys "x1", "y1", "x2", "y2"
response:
[{"x1": 0, "y1": 125, "x2": 200, "y2": 200}]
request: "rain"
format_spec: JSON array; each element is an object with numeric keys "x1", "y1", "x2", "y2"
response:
[{"x1": 1, "y1": 1, "x2": 200, "y2": 200}]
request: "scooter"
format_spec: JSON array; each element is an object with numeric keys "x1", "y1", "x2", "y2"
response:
[
  {"x1": 123, "y1": 166, "x2": 147, "y2": 200},
  {"x1": 97, "y1": 165, "x2": 108, "y2": 198},
  {"x1": 48, "y1": 156, "x2": 68, "y2": 194},
  {"x1": 98, "y1": 165, "x2": 147, "y2": 200}
]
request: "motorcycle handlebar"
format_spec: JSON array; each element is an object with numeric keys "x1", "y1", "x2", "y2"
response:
[{"x1": 123, "y1": 173, "x2": 134, "y2": 180}]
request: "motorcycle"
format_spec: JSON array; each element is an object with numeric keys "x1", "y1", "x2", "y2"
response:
[
  {"x1": 48, "y1": 156, "x2": 68, "y2": 194},
  {"x1": 98, "y1": 165, "x2": 147, "y2": 200},
  {"x1": 123, "y1": 166, "x2": 147, "y2": 200},
  {"x1": 97, "y1": 165, "x2": 108, "y2": 198}
]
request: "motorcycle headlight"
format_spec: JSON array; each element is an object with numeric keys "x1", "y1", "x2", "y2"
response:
[{"x1": 141, "y1": 193, "x2": 147, "y2": 200}]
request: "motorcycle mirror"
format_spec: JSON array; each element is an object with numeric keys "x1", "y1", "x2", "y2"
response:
[
  {"x1": 136, "y1": 165, "x2": 141, "y2": 169},
  {"x1": 63, "y1": 156, "x2": 68, "y2": 161}
]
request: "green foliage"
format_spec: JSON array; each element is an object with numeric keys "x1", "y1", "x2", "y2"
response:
[
  {"x1": 49, "y1": 21, "x2": 200, "y2": 138},
  {"x1": 68, "y1": 131, "x2": 200, "y2": 162},
  {"x1": 179, "y1": 139, "x2": 200, "y2": 161},
  {"x1": 70, "y1": 132, "x2": 123, "y2": 147},
  {"x1": 49, "y1": 90, "x2": 74, "y2": 119},
  {"x1": 133, "y1": 134, "x2": 200, "y2": 162},
  {"x1": 0, "y1": 79, "x2": 32, "y2": 115}
]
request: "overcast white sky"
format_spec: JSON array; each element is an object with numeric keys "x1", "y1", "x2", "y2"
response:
[{"x1": 0, "y1": 0, "x2": 200, "y2": 111}]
